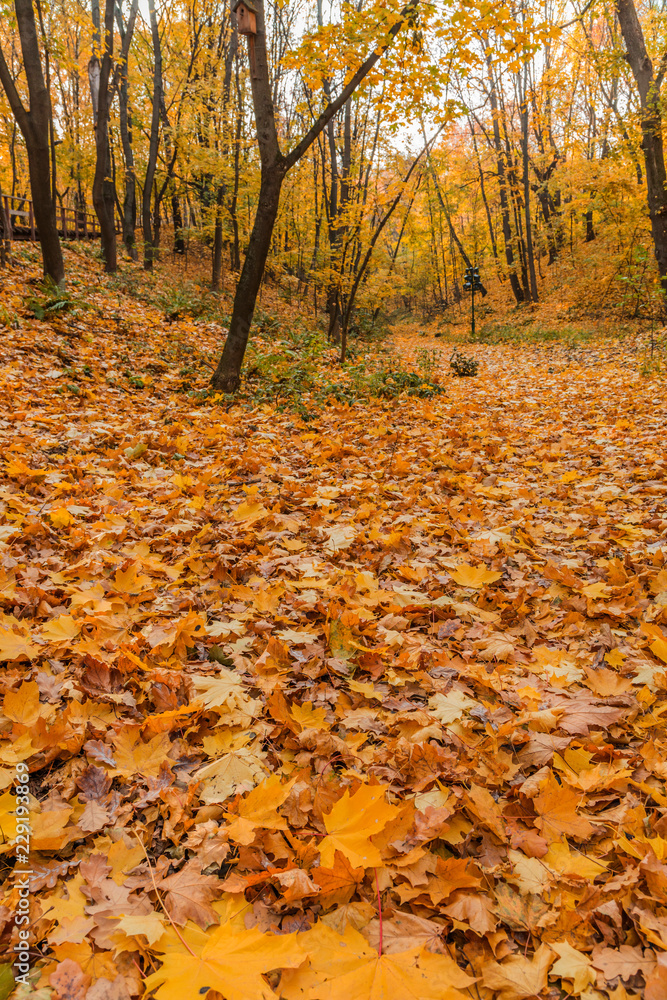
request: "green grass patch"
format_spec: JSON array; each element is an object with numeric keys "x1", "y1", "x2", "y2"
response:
[
  {"x1": 220, "y1": 325, "x2": 446, "y2": 419},
  {"x1": 470, "y1": 320, "x2": 596, "y2": 345}
]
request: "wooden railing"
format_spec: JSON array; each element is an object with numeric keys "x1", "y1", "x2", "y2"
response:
[{"x1": 1, "y1": 194, "x2": 103, "y2": 241}]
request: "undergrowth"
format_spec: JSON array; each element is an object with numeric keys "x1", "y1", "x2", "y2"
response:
[
  {"x1": 228, "y1": 323, "x2": 446, "y2": 418},
  {"x1": 470, "y1": 320, "x2": 597, "y2": 345}
]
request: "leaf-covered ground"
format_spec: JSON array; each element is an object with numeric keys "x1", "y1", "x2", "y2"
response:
[{"x1": 1, "y1": 249, "x2": 667, "y2": 1000}]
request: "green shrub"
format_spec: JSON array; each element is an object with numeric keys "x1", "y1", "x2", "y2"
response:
[
  {"x1": 450, "y1": 349, "x2": 479, "y2": 377},
  {"x1": 26, "y1": 278, "x2": 77, "y2": 320}
]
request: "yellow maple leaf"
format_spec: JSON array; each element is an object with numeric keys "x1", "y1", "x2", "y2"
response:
[
  {"x1": 507, "y1": 849, "x2": 551, "y2": 895},
  {"x1": 650, "y1": 636, "x2": 667, "y2": 664},
  {"x1": 550, "y1": 941, "x2": 596, "y2": 992},
  {"x1": 112, "y1": 728, "x2": 172, "y2": 778},
  {"x1": 3, "y1": 680, "x2": 41, "y2": 726},
  {"x1": 544, "y1": 841, "x2": 607, "y2": 880},
  {"x1": 0, "y1": 733, "x2": 34, "y2": 765},
  {"x1": 0, "y1": 625, "x2": 38, "y2": 662},
  {"x1": 191, "y1": 670, "x2": 255, "y2": 713},
  {"x1": 115, "y1": 912, "x2": 166, "y2": 945},
  {"x1": 448, "y1": 563, "x2": 502, "y2": 588},
  {"x1": 0, "y1": 790, "x2": 18, "y2": 847},
  {"x1": 113, "y1": 563, "x2": 153, "y2": 594},
  {"x1": 582, "y1": 581, "x2": 610, "y2": 598},
  {"x1": 106, "y1": 840, "x2": 145, "y2": 884},
  {"x1": 41, "y1": 615, "x2": 81, "y2": 642},
  {"x1": 319, "y1": 784, "x2": 401, "y2": 869},
  {"x1": 232, "y1": 500, "x2": 268, "y2": 523},
  {"x1": 428, "y1": 690, "x2": 476, "y2": 725},
  {"x1": 605, "y1": 648, "x2": 627, "y2": 668},
  {"x1": 226, "y1": 774, "x2": 296, "y2": 845},
  {"x1": 290, "y1": 701, "x2": 328, "y2": 731},
  {"x1": 146, "y1": 611, "x2": 207, "y2": 657},
  {"x1": 50, "y1": 506, "x2": 73, "y2": 527},
  {"x1": 195, "y1": 747, "x2": 266, "y2": 803},
  {"x1": 282, "y1": 923, "x2": 469, "y2": 1000},
  {"x1": 145, "y1": 921, "x2": 304, "y2": 1000}
]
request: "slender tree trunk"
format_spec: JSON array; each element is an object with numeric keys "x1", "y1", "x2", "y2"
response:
[
  {"x1": 116, "y1": 0, "x2": 139, "y2": 259},
  {"x1": 584, "y1": 207, "x2": 595, "y2": 242},
  {"x1": 143, "y1": 0, "x2": 161, "y2": 270},
  {"x1": 90, "y1": 0, "x2": 117, "y2": 272},
  {"x1": 0, "y1": 0, "x2": 64, "y2": 284},
  {"x1": 211, "y1": 166, "x2": 285, "y2": 390},
  {"x1": 520, "y1": 66, "x2": 538, "y2": 301},
  {"x1": 229, "y1": 84, "x2": 242, "y2": 271},
  {"x1": 212, "y1": 7, "x2": 237, "y2": 289},
  {"x1": 616, "y1": 0, "x2": 667, "y2": 304},
  {"x1": 0, "y1": 181, "x2": 6, "y2": 266},
  {"x1": 172, "y1": 194, "x2": 185, "y2": 254},
  {"x1": 469, "y1": 118, "x2": 499, "y2": 269},
  {"x1": 212, "y1": 183, "x2": 225, "y2": 290},
  {"x1": 486, "y1": 55, "x2": 523, "y2": 304}
]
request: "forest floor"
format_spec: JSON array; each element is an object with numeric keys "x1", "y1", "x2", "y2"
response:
[{"x1": 1, "y1": 243, "x2": 667, "y2": 1000}]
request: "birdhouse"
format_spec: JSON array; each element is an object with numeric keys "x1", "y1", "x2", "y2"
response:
[{"x1": 233, "y1": 0, "x2": 257, "y2": 35}]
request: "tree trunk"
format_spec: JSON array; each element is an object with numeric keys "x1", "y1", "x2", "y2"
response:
[
  {"x1": 211, "y1": 166, "x2": 285, "y2": 391},
  {"x1": 469, "y1": 117, "x2": 499, "y2": 270},
  {"x1": 520, "y1": 66, "x2": 538, "y2": 301},
  {"x1": 0, "y1": 0, "x2": 64, "y2": 285},
  {"x1": 486, "y1": 55, "x2": 523, "y2": 304},
  {"x1": 0, "y1": 182, "x2": 6, "y2": 266},
  {"x1": 212, "y1": 183, "x2": 225, "y2": 290},
  {"x1": 116, "y1": 0, "x2": 139, "y2": 259},
  {"x1": 172, "y1": 194, "x2": 185, "y2": 254},
  {"x1": 229, "y1": 83, "x2": 242, "y2": 271},
  {"x1": 584, "y1": 207, "x2": 595, "y2": 242},
  {"x1": 210, "y1": 0, "x2": 419, "y2": 392},
  {"x1": 91, "y1": 0, "x2": 117, "y2": 272},
  {"x1": 143, "y1": 0, "x2": 162, "y2": 270},
  {"x1": 211, "y1": 7, "x2": 237, "y2": 289},
  {"x1": 616, "y1": 0, "x2": 667, "y2": 303}
]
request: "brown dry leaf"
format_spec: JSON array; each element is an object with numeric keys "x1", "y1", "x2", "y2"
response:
[
  {"x1": 481, "y1": 944, "x2": 555, "y2": 1000},
  {"x1": 646, "y1": 952, "x2": 667, "y2": 1000},
  {"x1": 363, "y1": 913, "x2": 445, "y2": 956},
  {"x1": 156, "y1": 861, "x2": 222, "y2": 927},
  {"x1": 84, "y1": 976, "x2": 132, "y2": 1000},
  {"x1": 443, "y1": 890, "x2": 498, "y2": 935},
  {"x1": 49, "y1": 959, "x2": 91, "y2": 1000},
  {"x1": 532, "y1": 773, "x2": 595, "y2": 842},
  {"x1": 591, "y1": 945, "x2": 657, "y2": 982}
]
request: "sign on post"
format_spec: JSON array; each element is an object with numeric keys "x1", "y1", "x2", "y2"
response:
[{"x1": 463, "y1": 265, "x2": 483, "y2": 339}]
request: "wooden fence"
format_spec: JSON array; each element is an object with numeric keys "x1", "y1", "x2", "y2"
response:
[{"x1": 1, "y1": 194, "x2": 103, "y2": 242}]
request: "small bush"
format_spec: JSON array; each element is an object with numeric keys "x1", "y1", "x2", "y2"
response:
[
  {"x1": 450, "y1": 349, "x2": 479, "y2": 377},
  {"x1": 26, "y1": 278, "x2": 77, "y2": 320},
  {"x1": 157, "y1": 281, "x2": 211, "y2": 322}
]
